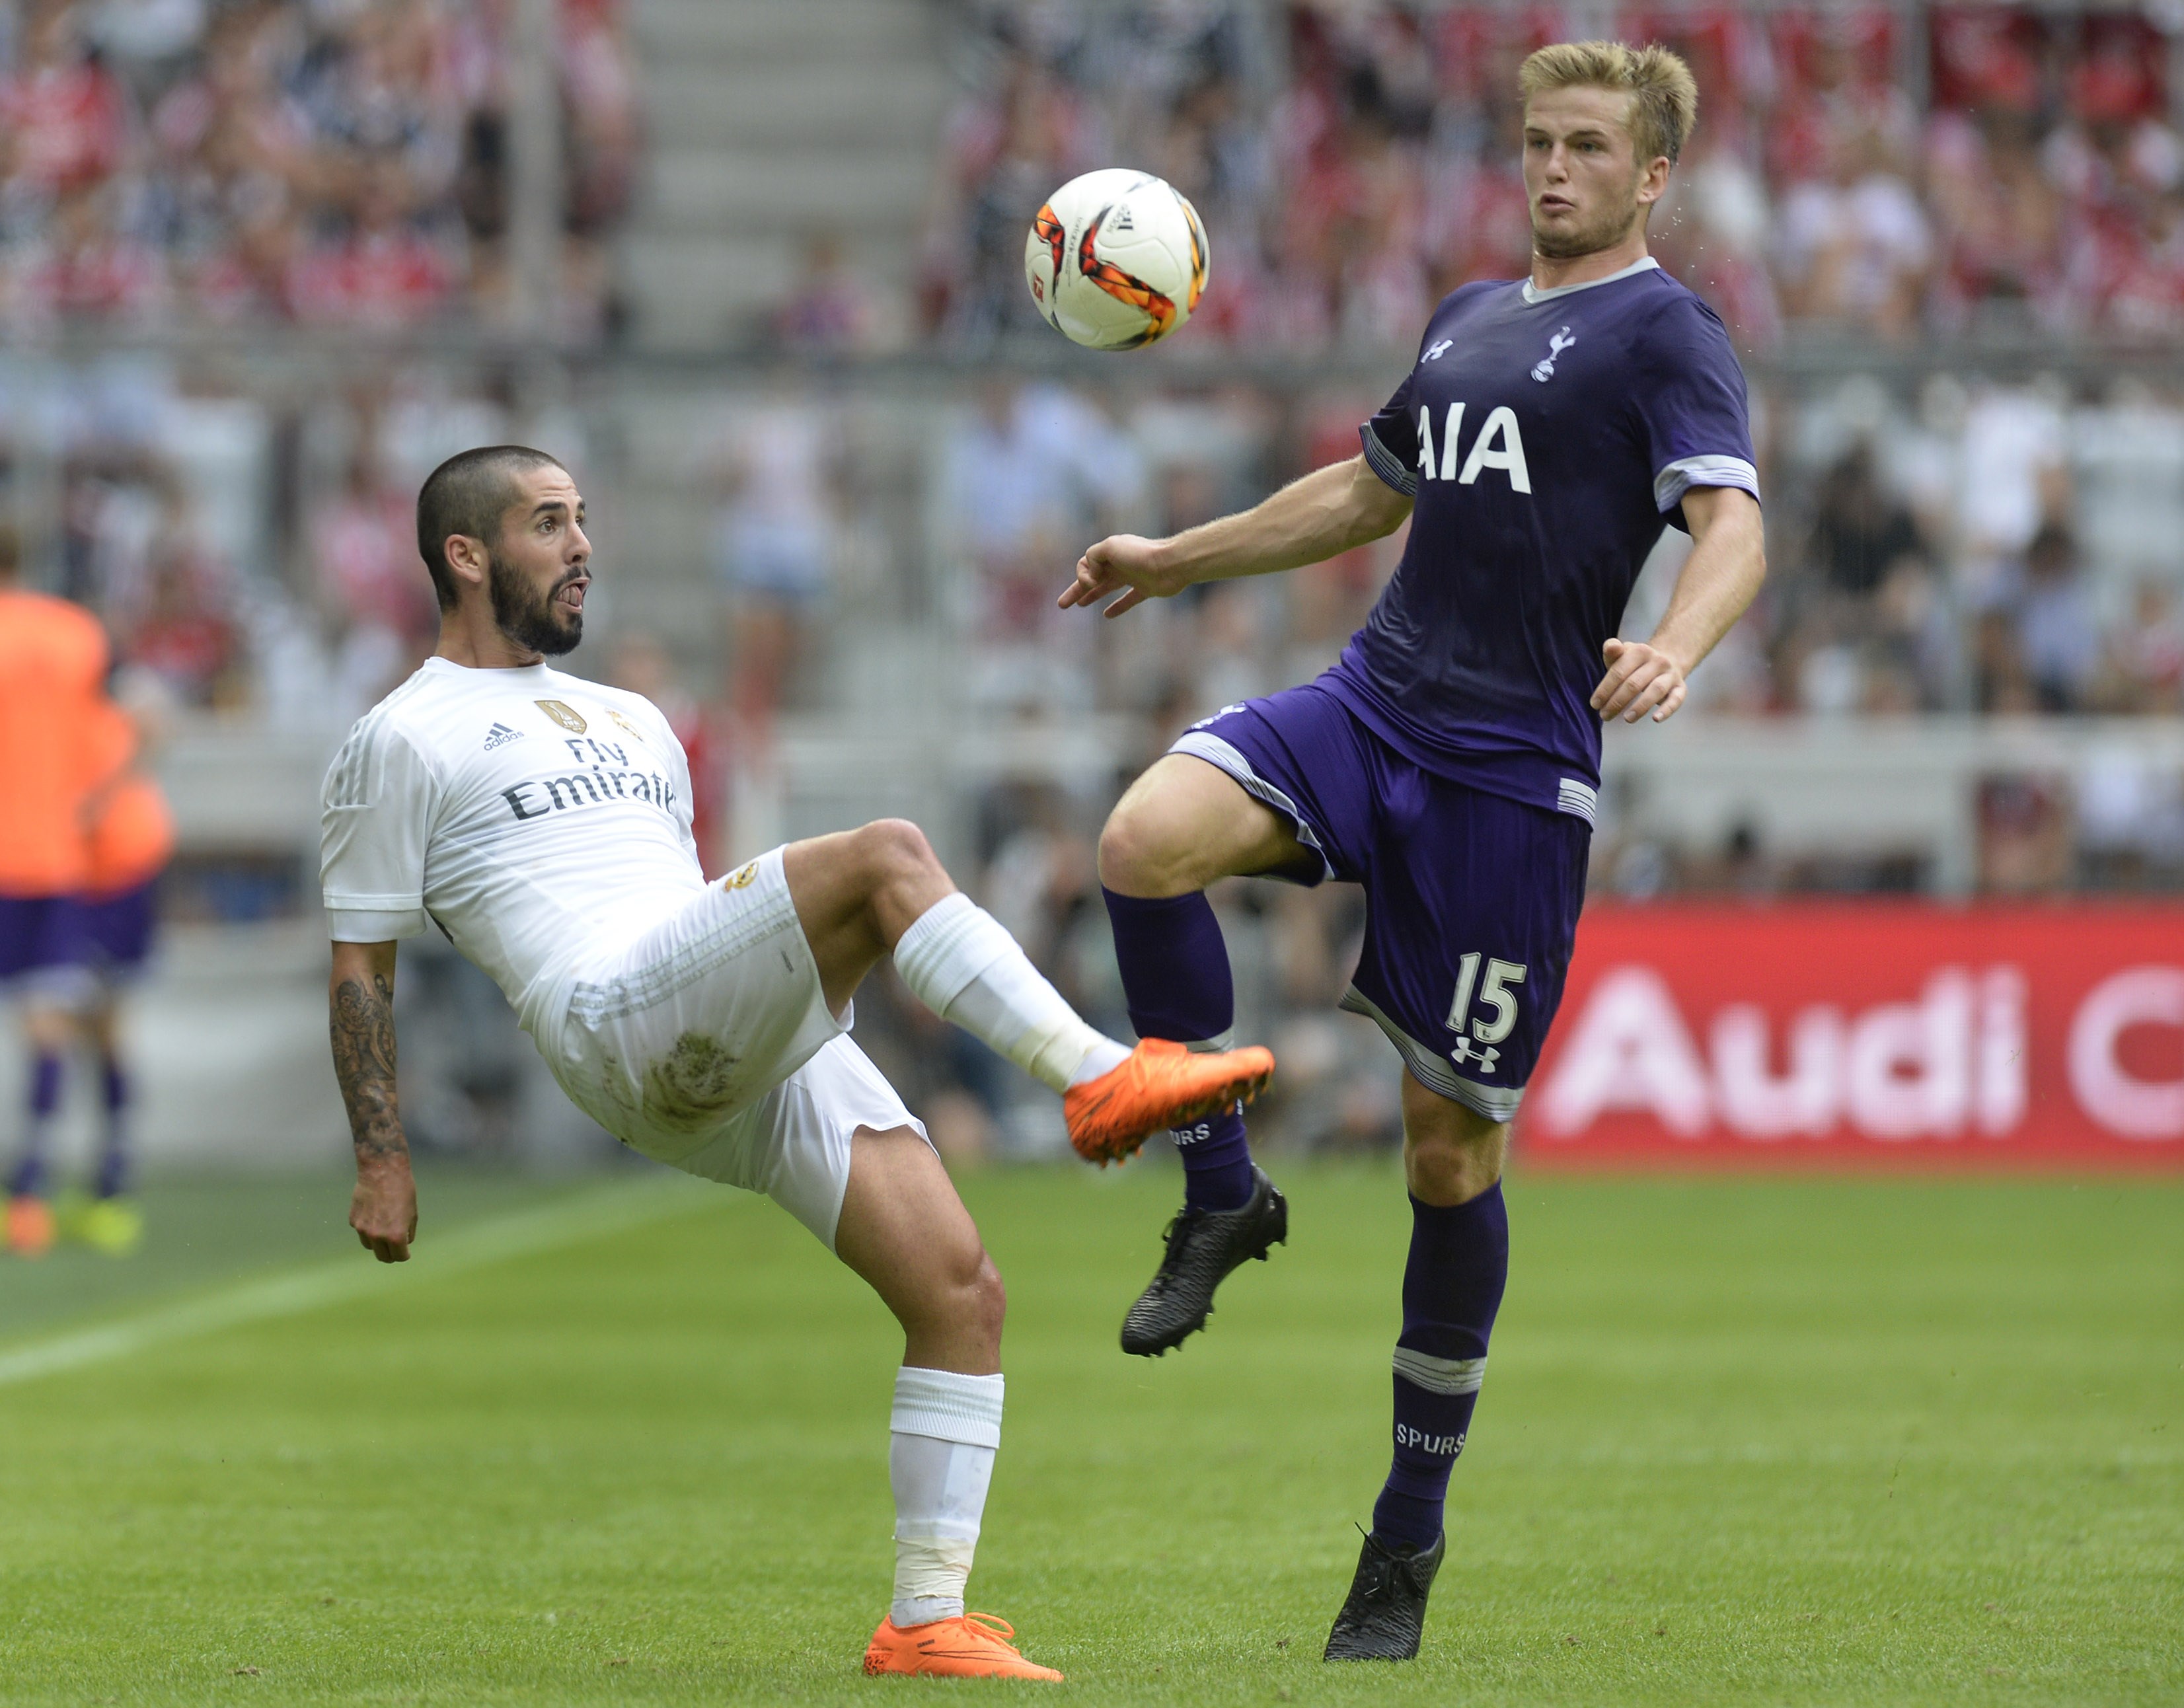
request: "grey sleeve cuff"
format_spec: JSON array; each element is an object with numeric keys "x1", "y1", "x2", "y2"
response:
[
  {"x1": 1653, "y1": 454, "x2": 1760, "y2": 513},
  {"x1": 1359, "y1": 422, "x2": 1419, "y2": 496}
]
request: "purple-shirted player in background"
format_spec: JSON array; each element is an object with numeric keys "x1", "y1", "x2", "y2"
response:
[{"x1": 1059, "y1": 42, "x2": 1768, "y2": 1661}]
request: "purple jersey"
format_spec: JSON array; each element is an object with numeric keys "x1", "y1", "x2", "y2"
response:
[{"x1": 1328, "y1": 257, "x2": 1758, "y2": 825}]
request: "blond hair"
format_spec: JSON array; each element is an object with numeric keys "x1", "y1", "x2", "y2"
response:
[{"x1": 1519, "y1": 41, "x2": 1698, "y2": 165}]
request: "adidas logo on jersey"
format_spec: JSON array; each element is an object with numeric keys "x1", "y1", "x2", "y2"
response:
[{"x1": 483, "y1": 723, "x2": 526, "y2": 750}]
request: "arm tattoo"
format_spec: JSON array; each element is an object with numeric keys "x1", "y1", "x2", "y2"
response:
[{"x1": 331, "y1": 973, "x2": 406, "y2": 1160}]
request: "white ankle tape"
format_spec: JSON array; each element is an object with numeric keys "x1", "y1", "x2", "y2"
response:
[
  {"x1": 892, "y1": 1535, "x2": 975, "y2": 1627},
  {"x1": 891, "y1": 1366, "x2": 1004, "y2": 1448}
]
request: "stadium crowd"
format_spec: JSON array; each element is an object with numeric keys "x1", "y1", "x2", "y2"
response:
[
  {"x1": 921, "y1": 2, "x2": 2184, "y2": 352},
  {"x1": 0, "y1": 0, "x2": 638, "y2": 336}
]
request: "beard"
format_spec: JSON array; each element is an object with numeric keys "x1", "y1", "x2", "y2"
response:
[
  {"x1": 1530, "y1": 176, "x2": 1643, "y2": 260},
  {"x1": 488, "y1": 550, "x2": 584, "y2": 657}
]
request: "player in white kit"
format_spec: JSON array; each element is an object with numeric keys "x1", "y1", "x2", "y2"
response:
[{"x1": 320, "y1": 447, "x2": 1273, "y2": 1681}]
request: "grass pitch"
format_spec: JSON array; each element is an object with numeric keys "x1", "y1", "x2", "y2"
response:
[{"x1": 0, "y1": 1163, "x2": 2176, "y2": 1706}]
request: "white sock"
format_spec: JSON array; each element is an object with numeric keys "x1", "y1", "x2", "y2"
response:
[
  {"x1": 893, "y1": 893, "x2": 1130, "y2": 1093},
  {"x1": 889, "y1": 1366, "x2": 1005, "y2": 1628}
]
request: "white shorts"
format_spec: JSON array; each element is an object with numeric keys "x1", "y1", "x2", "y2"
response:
[{"x1": 546, "y1": 845, "x2": 928, "y2": 1247}]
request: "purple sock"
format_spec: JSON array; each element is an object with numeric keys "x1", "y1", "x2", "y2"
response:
[
  {"x1": 1102, "y1": 887, "x2": 1255, "y2": 1212},
  {"x1": 96, "y1": 1059, "x2": 131, "y2": 1199},
  {"x1": 1372, "y1": 1183, "x2": 1509, "y2": 1551},
  {"x1": 7, "y1": 1052, "x2": 63, "y2": 1200}
]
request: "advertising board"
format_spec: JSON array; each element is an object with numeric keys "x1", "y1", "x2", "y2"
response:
[{"x1": 1521, "y1": 905, "x2": 2184, "y2": 1168}]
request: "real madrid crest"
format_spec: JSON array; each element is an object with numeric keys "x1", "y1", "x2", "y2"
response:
[
  {"x1": 605, "y1": 708, "x2": 644, "y2": 740},
  {"x1": 535, "y1": 699, "x2": 587, "y2": 734}
]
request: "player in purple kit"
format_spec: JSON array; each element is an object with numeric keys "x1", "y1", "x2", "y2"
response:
[{"x1": 1059, "y1": 42, "x2": 1768, "y2": 1659}]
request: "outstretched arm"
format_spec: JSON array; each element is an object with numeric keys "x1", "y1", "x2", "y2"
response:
[
  {"x1": 1592, "y1": 485, "x2": 1767, "y2": 725},
  {"x1": 1059, "y1": 453, "x2": 1413, "y2": 619},
  {"x1": 329, "y1": 939, "x2": 416, "y2": 1262}
]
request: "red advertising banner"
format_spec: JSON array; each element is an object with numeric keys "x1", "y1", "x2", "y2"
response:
[{"x1": 1520, "y1": 905, "x2": 2184, "y2": 1170}]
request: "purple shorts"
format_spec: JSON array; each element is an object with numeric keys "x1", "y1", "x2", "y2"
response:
[
  {"x1": 0, "y1": 893, "x2": 90, "y2": 986},
  {"x1": 1173, "y1": 683, "x2": 1591, "y2": 1122},
  {"x1": 80, "y1": 878, "x2": 159, "y2": 979}
]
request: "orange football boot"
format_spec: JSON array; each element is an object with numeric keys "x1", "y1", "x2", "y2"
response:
[
  {"x1": 862, "y1": 1612, "x2": 1063, "y2": 1680},
  {"x1": 6, "y1": 1195, "x2": 57, "y2": 1258},
  {"x1": 1064, "y1": 1037, "x2": 1275, "y2": 1166}
]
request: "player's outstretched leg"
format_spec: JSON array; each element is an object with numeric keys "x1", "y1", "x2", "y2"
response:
[
  {"x1": 830, "y1": 1125, "x2": 1063, "y2": 1682},
  {"x1": 77, "y1": 1039, "x2": 144, "y2": 1255},
  {"x1": 1326, "y1": 1080, "x2": 1509, "y2": 1662},
  {"x1": 4, "y1": 1037, "x2": 64, "y2": 1258},
  {"x1": 51, "y1": 1000, "x2": 144, "y2": 1256},
  {"x1": 1095, "y1": 760, "x2": 1306, "y2": 1356},
  {"x1": 785, "y1": 820, "x2": 1272, "y2": 1164}
]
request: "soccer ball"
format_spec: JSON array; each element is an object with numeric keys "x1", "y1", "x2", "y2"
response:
[{"x1": 1025, "y1": 168, "x2": 1209, "y2": 350}]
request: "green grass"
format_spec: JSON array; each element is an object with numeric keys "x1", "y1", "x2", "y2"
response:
[{"x1": 0, "y1": 1165, "x2": 2177, "y2": 1705}]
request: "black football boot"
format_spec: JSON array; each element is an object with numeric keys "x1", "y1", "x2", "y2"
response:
[
  {"x1": 1118, "y1": 1165, "x2": 1287, "y2": 1356},
  {"x1": 1322, "y1": 1527, "x2": 1447, "y2": 1661}
]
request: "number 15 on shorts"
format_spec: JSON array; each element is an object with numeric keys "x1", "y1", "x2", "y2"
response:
[{"x1": 1447, "y1": 951, "x2": 1525, "y2": 1075}]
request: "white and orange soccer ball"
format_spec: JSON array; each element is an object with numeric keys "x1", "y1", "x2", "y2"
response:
[{"x1": 1024, "y1": 168, "x2": 1209, "y2": 350}]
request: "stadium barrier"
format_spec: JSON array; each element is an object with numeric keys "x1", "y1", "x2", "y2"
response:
[{"x1": 1522, "y1": 903, "x2": 2184, "y2": 1170}]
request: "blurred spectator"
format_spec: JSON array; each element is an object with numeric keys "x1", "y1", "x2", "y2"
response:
[
  {"x1": 1955, "y1": 380, "x2": 2070, "y2": 564},
  {"x1": 1, "y1": 3, "x2": 131, "y2": 202},
  {"x1": 1972, "y1": 605, "x2": 2038, "y2": 716},
  {"x1": 2011, "y1": 522, "x2": 2101, "y2": 712},
  {"x1": 1978, "y1": 772, "x2": 2074, "y2": 893},
  {"x1": 311, "y1": 441, "x2": 435, "y2": 714},
  {"x1": 2101, "y1": 579, "x2": 2184, "y2": 715},
  {"x1": 935, "y1": 379, "x2": 1145, "y2": 712},
  {"x1": 1776, "y1": 127, "x2": 1930, "y2": 336},
  {"x1": 772, "y1": 232, "x2": 880, "y2": 355},
  {"x1": 607, "y1": 630, "x2": 727, "y2": 879},
  {"x1": 1810, "y1": 439, "x2": 1923, "y2": 597},
  {"x1": 119, "y1": 494, "x2": 240, "y2": 708},
  {"x1": 707, "y1": 393, "x2": 839, "y2": 731}
]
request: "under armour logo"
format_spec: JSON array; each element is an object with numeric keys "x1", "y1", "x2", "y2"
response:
[
  {"x1": 1530, "y1": 326, "x2": 1575, "y2": 383},
  {"x1": 1449, "y1": 1036, "x2": 1500, "y2": 1074},
  {"x1": 1421, "y1": 339, "x2": 1454, "y2": 363}
]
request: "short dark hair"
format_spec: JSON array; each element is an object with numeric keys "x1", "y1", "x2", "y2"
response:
[{"x1": 414, "y1": 445, "x2": 566, "y2": 611}]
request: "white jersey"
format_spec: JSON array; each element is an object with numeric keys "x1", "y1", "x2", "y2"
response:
[{"x1": 319, "y1": 657, "x2": 704, "y2": 1034}]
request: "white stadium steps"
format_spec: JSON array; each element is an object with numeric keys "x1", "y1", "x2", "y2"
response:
[
  {"x1": 646, "y1": 63, "x2": 951, "y2": 149},
  {"x1": 645, "y1": 148, "x2": 936, "y2": 227},
  {"x1": 628, "y1": 0, "x2": 936, "y2": 60},
  {"x1": 617, "y1": 0, "x2": 952, "y2": 352}
]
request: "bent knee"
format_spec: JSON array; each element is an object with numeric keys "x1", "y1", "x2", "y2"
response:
[
  {"x1": 923, "y1": 1249, "x2": 1004, "y2": 1352},
  {"x1": 856, "y1": 817, "x2": 938, "y2": 877},
  {"x1": 966, "y1": 1253, "x2": 1006, "y2": 1335},
  {"x1": 1098, "y1": 800, "x2": 1199, "y2": 897},
  {"x1": 1404, "y1": 1119, "x2": 1508, "y2": 1207}
]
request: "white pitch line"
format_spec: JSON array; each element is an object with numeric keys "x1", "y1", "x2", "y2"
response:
[{"x1": 0, "y1": 1173, "x2": 711, "y2": 1391}]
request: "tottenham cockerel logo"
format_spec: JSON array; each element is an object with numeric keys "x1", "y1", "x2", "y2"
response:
[{"x1": 1531, "y1": 326, "x2": 1575, "y2": 383}]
